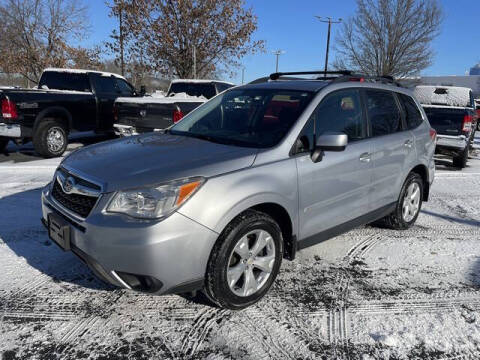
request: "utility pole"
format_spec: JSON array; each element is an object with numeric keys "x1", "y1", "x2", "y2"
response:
[
  {"x1": 119, "y1": 3, "x2": 125, "y2": 76},
  {"x1": 193, "y1": 46, "x2": 197, "y2": 79},
  {"x1": 315, "y1": 16, "x2": 342, "y2": 74},
  {"x1": 241, "y1": 67, "x2": 245, "y2": 84},
  {"x1": 272, "y1": 50, "x2": 285, "y2": 73}
]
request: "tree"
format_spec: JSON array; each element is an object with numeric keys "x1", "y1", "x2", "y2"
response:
[
  {"x1": 334, "y1": 0, "x2": 442, "y2": 78},
  {"x1": 0, "y1": 0, "x2": 97, "y2": 83},
  {"x1": 111, "y1": 0, "x2": 264, "y2": 79}
]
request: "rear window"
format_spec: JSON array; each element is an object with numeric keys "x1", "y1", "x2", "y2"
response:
[
  {"x1": 39, "y1": 72, "x2": 91, "y2": 92},
  {"x1": 169, "y1": 82, "x2": 217, "y2": 99},
  {"x1": 399, "y1": 94, "x2": 423, "y2": 129}
]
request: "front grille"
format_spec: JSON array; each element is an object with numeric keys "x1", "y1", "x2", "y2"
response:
[{"x1": 52, "y1": 180, "x2": 98, "y2": 218}]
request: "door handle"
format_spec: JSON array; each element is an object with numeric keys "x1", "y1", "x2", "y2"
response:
[
  {"x1": 404, "y1": 140, "x2": 413, "y2": 148},
  {"x1": 359, "y1": 153, "x2": 371, "y2": 163}
]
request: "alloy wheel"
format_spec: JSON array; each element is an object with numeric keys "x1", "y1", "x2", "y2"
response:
[
  {"x1": 402, "y1": 182, "x2": 421, "y2": 222},
  {"x1": 227, "y1": 229, "x2": 276, "y2": 297}
]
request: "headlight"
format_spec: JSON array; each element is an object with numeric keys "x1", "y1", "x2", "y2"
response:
[{"x1": 107, "y1": 177, "x2": 205, "y2": 219}]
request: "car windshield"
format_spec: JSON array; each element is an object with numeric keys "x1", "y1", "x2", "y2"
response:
[{"x1": 169, "y1": 88, "x2": 314, "y2": 148}]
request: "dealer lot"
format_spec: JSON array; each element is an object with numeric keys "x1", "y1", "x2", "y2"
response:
[{"x1": 1, "y1": 135, "x2": 480, "y2": 359}]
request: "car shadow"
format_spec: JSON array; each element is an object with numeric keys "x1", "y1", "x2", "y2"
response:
[
  {"x1": 1, "y1": 132, "x2": 117, "y2": 164},
  {"x1": 420, "y1": 209, "x2": 480, "y2": 227},
  {"x1": 0, "y1": 187, "x2": 114, "y2": 291}
]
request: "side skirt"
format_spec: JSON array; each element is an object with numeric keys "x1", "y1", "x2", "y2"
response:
[{"x1": 297, "y1": 202, "x2": 396, "y2": 250}]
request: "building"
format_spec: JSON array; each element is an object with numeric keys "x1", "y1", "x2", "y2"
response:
[{"x1": 470, "y1": 63, "x2": 480, "y2": 75}]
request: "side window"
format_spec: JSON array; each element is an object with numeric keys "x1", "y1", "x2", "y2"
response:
[
  {"x1": 399, "y1": 93, "x2": 423, "y2": 129},
  {"x1": 295, "y1": 117, "x2": 315, "y2": 153},
  {"x1": 40, "y1": 72, "x2": 90, "y2": 92},
  {"x1": 365, "y1": 90, "x2": 402, "y2": 137},
  {"x1": 115, "y1": 79, "x2": 134, "y2": 96},
  {"x1": 92, "y1": 76, "x2": 117, "y2": 94},
  {"x1": 216, "y1": 83, "x2": 233, "y2": 93},
  {"x1": 313, "y1": 89, "x2": 366, "y2": 142}
]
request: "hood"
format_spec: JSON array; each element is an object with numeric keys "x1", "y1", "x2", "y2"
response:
[{"x1": 61, "y1": 133, "x2": 257, "y2": 192}]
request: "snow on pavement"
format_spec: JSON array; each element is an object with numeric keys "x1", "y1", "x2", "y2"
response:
[{"x1": 1, "y1": 141, "x2": 480, "y2": 359}]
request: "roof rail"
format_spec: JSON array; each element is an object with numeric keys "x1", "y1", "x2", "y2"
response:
[{"x1": 269, "y1": 70, "x2": 353, "y2": 80}]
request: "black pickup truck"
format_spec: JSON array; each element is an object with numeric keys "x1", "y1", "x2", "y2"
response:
[
  {"x1": 113, "y1": 79, "x2": 233, "y2": 136},
  {"x1": 0, "y1": 68, "x2": 139, "y2": 157},
  {"x1": 414, "y1": 85, "x2": 477, "y2": 168}
]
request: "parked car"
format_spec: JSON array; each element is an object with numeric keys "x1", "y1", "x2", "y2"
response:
[
  {"x1": 0, "y1": 68, "x2": 140, "y2": 157},
  {"x1": 41, "y1": 71, "x2": 435, "y2": 309},
  {"x1": 414, "y1": 85, "x2": 477, "y2": 168},
  {"x1": 113, "y1": 79, "x2": 234, "y2": 136}
]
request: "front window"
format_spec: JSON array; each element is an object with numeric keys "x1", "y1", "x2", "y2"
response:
[{"x1": 170, "y1": 88, "x2": 314, "y2": 148}]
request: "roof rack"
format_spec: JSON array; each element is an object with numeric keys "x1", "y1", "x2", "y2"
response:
[
  {"x1": 268, "y1": 71, "x2": 403, "y2": 87},
  {"x1": 269, "y1": 71, "x2": 353, "y2": 80}
]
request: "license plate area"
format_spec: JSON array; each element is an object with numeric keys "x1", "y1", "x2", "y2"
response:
[{"x1": 48, "y1": 213, "x2": 71, "y2": 251}]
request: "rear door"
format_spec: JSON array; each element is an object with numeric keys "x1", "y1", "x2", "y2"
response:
[
  {"x1": 296, "y1": 88, "x2": 374, "y2": 243},
  {"x1": 365, "y1": 89, "x2": 416, "y2": 210}
]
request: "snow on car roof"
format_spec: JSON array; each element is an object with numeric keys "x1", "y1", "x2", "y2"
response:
[
  {"x1": 115, "y1": 92, "x2": 207, "y2": 104},
  {"x1": 171, "y1": 79, "x2": 234, "y2": 85},
  {"x1": 413, "y1": 85, "x2": 472, "y2": 107},
  {"x1": 43, "y1": 68, "x2": 126, "y2": 80}
]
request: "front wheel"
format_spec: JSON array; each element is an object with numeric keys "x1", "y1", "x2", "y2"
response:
[
  {"x1": 0, "y1": 137, "x2": 9, "y2": 153},
  {"x1": 204, "y1": 210, "x2": 283, "y2": 310},
  {"x1": 374, "y1": 172, "x2": 424, "y2": 230}
]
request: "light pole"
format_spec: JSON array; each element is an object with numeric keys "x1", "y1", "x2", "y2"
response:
[
  {"x1": 272, "y1": 50, "x2": 285, "y2": 73},
  {"x1": 315, "y1": 16, "x2": 342, "y2": 74}
]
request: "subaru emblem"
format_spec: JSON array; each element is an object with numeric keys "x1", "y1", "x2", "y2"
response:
[
  {"x1": 63, "y1": 176, "x2": 75, "y2": 194},
  {"x1": 140, "y1": 110, "x2": 147, "y2": 117}
]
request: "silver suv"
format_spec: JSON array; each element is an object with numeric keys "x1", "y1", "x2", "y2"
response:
[{"x1": 41, "y1": 71, "x2": 436, "y2": 310}]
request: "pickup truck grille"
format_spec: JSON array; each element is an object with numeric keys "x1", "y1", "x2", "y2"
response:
[{"x1": 52, "y1": 176, "x2": 99, "y2": 218}]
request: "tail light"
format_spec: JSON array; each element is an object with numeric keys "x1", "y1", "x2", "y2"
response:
[
  {"x1": 462, "y1": 115, "x2": 473, "y2": 132},
  {"x1": 173, "y1": 109, "x2": 184, "y2": 123},
  {"x1": 429, "y1": 128, "x2": 437, "y2": 142},
  {"x1": 349, "y1": 77, "x2": 365, "y2": 82},
  {"x1": 1, "y1": 98, "x2": 18, "y2": 120}
]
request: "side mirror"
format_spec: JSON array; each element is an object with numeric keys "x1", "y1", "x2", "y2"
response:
[
  {"x1": 311, "y1": 132, "x2": 348, "y2": 163},
  {"x1": 139, "y1": 85, "x2": 146, "y2": 96}
]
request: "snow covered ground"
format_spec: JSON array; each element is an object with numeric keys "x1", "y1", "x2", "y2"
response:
[{"x1": 1, "y1": 135, "x2": 480, "y2": 359}]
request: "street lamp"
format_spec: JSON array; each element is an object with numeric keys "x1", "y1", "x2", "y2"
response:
[
  {"x1": 272, "y1": 50, "x2": 286, "y2": 73},
  {"x1": 315, "y1": 16, "x2": 342, "y2": 74}
]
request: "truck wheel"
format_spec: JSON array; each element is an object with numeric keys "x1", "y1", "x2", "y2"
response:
[
  {"x1": 33, "y1": 119, "x2": 68, "y2": 158},
  {"x1": 204, "y1": 210, "x2": 283, "y2": 310},
  {"x1": 0, "y1": 137, "x2": 9, "y2": 153},
  {"x1": 374, "y1": 172, "x2": 423, "y2": 230},
  {"x1": 452, "y1": 146, "x2": 469, "y2": 169}
]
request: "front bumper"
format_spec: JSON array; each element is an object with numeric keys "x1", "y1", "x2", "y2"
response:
[
  {"x1": 0, "y1": 122, "x2": 21, "y2": 138},
  {"x1": 41, "y1": 185, "x2": 218, "y2": 295},
  {"x1": 113, "y1": 124, "x2": 138, "y2": 137}
]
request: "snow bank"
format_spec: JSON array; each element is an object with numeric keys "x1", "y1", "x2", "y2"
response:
[
  {"x1": 414, "y1": 85, "x2": 472, "y2": 107},
  {"x1": 171, "y1": 79, "x2": 234, "y2": 85}
]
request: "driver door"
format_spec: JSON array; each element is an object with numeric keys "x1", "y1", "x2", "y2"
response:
[{"x1": 295, "y1": 88, "x2": 375, "y2": 245}]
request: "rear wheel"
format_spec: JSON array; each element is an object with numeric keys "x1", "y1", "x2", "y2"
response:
[
  {"x1": 204, "y1": 210, "x2": 283, "y2": 310},
  {"x1": 0, "y1": 137, "x2": 8, "y2": 153},
  {"x1": 374, "y1": 172, "x2": 423, "y2": 230},
  {"x1": 453, "y1": 145, "x2": 469, "y2": 168},
  {"x1": 33, "y1": 119, "x2": 68, "y2": 158}
]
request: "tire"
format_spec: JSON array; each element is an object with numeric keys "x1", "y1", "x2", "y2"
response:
[
  {"x1": 374, "y1": 172, "x2": 424, "y2": 230},
  {"x1": 204, "y1": 209, "x2": 283, "y2": 310},
  {"x1": 452, "y1": 146, "x2": 469, "y2": 169},
  {"x1": 0, "y1": 137, "x2": 8, "y2": 153},
  {"x1": 33, "y1": 119, "x2": 68, "y2": 158}
]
